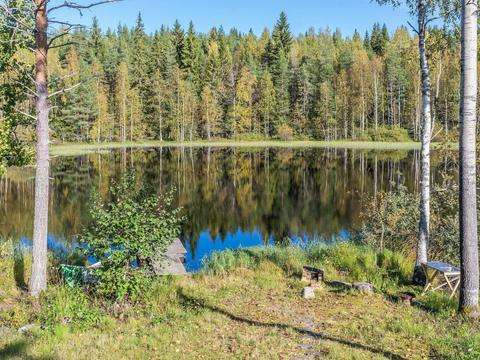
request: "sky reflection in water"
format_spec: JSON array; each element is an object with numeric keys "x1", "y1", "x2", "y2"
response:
[{"x1": 1, "y1": 146, "x2": 452, "y2": 270}]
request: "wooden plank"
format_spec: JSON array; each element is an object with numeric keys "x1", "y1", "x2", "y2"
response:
[
  {"x1": 155, "y1": 256, "x2": 188, "y2": 275},
  {"x1": 153, "y1": 238, "x2": 188, "y2": 275},
  {"x1": 166, "y1": 238, "x2": 187, "y2": 256}
]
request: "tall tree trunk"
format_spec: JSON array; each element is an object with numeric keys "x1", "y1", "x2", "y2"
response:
[
  {"x1": 122, "y1": 96, "x2": 126, "y2": 142},
  {"x1": 130, "y1": 106, "x2": 133, "y2": 142},
  {"x1": 414, "y1": 0, "x2": 432, "y2": 284},
  {"x1": 206, "y1": 105, "x2": 211, "y2": 141},
  {"x1": 30, "y1": 0, "x2": 50, "y2": 297},
  {"x1": 459, "y1": 0, "x2": 479, "y2": 316},
  {"x1": 444, "y1": 96, "x2": 448, "y2": 135},
  {"x1": 374, "y1": 68, "x2": 379, "y2": 131},
  {"x1": 158, "y1": 93, "x2": 163, "y2": 141},
  {"x1": 343, "y1": 91, "x2": 347, "y2": 139},
  {"x1": 361, "y1": 72, "x2": 365, "y2": 132}
]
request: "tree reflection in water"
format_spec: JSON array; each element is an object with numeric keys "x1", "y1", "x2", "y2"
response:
[{"x1": 0, "y1": 147, "x2": 455, "y2": 270}]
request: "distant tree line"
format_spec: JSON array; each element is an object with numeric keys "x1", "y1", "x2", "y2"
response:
[{"x1": 5, "y1": 12, "x2": 463, "y2": 143}]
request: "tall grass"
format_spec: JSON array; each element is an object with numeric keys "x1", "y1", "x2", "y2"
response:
[{"x1": 202, "y1": 243, "x2": 413, "y2": 290}]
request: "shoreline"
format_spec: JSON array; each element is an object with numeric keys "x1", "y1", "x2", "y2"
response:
[{"x1": 50, "y1": 140, "x2": 458, "y2": 156}]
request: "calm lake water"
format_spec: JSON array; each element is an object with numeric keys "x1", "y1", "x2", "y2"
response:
[{"x1": 0, "y1": 146, "x2": 452, "y2": 271}]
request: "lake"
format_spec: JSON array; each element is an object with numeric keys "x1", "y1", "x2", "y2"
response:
[{"x1": 0, "y1": 146, "x2": 452, "y2": 271}]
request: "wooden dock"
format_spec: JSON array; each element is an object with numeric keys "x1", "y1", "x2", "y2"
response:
[{"x1": 153, "y1": 238, "x2": 188, "y2": 275}]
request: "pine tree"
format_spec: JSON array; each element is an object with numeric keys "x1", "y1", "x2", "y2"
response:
[
  {"x1": 130, "y1": 13, "x2": 149, "y2": 91},
  {"x1": 172, "y1": 20, "x2": 186, "y2": 68},
  {"x1": 183, "y1": 22, "x2": 202, "y2": 86},
  {"x1": 56, "y1": 48, "x2": 96, "y2": 142},
  {"x1": 371, "y1": 23, "x2": 387, "y2": 56},
  {"x1": 272, "y1": 12, "x2": 293, "y2": 55},
  {"x1": 273, "y1": 49, "x2": 290, "y2": 130},
  {"x1": 89, "y1": 17, "x2": 105, "y2": 62}
]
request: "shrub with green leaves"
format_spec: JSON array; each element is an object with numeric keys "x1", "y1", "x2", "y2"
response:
[
  {"x1": 80, "y1": 174, "x2": 182, "y2": 301},
  {"x1": 357, "y1": 178, "x2": 460, "y2": 263},
  {"x1": 358, "y1": 125, "x2": 412, "y2": 142}
]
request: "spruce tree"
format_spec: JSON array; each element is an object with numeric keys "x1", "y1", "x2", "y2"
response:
[
  {"x1": 272, "y1": 12, "x2": 293, "y2": 55},
  {"x1": 130, "y1": 13, "x2": 149, "y2": 91},
  {"x1": 172, "y1": 20, "x2": 186, "y2": 69}
]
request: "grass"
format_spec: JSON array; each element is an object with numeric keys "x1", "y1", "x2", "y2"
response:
[
  {"x1": 50, "y1": 140, "x2": 459, "y2": 157},
  {"x1": 0, "y1": 243, "x2": 478, "y2": 359}
]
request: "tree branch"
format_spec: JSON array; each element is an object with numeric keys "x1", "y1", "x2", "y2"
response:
[
  {"x1": 48, "y1": 82, "x2": 81, "y2": 98},
  {"x1": 14, "y1": 108, "x2": 36, "y2": 120},
  {"x1": 48, "y1": 40, "x2": 79, "y2": 49},
  {"x1": 47, "y1": 0, "x2": 123, "y2": 15},
  {"x1": 407, "y1": 21, "x2": 419, "y2": 35}
]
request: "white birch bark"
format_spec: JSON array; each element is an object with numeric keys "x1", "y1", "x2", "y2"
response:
[
  {"x1": 414, "y1": 0, "x2": 432, "y2": 283},
  {"x1": 30, "y1": 0, "x2": 50, "y2": 297},
  {"x1": 459, "y1": 0, "x2": 479, "y2": 315}
]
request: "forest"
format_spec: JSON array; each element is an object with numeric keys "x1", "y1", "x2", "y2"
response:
[
  {"x1": 6, "y1": 12, "x2": 462, "y2": 144},
  {"x1": 2, "y1": 0, "x2": 480, "y2": 358}
]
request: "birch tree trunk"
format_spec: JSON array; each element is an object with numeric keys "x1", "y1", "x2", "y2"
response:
[
  {"x1": 414, "y1": 0, "x2": 432, "y2": 284},
  {"x1": 459, "y1": 0, "x2": 479, "y2": 315},
  {"x1": 30, "y1": 0, "x2": 50, "y2": 297},
  {"x1": 157, "y1": 93, "x2": 163, "y2": 141}
]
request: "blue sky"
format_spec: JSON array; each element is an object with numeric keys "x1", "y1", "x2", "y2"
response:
[{"x1": 51, "y1": 0, "x2": 412, "y2": 36}]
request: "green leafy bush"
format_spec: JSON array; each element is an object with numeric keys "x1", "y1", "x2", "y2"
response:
[
  {"x1": 358, "y1": 126, "x2": 412, "y2": 142},
  {"x1": 358, "y1": 178, "x2": 460, "y2": 263},
  {"x1": 80, "y1": 174, "x2": 182, "y2": 301},
  {"x1": 276, "y1": 124, "x2": 294, "y2": 140}
]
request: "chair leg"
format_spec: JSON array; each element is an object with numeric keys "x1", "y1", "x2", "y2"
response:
[
  {"x1": 422, "y1": 269, "x2": 438, "y2": 295},
  {"x1": 449, "y1": 277, "x2": 461, "y2": 299},
  {"x1": 444, "y1": 274, "x2": 454, "y2": 292}
]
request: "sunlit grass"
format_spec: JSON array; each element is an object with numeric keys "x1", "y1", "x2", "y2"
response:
[
  {"x1": 50, "y1": 139, "x2": 458, "y2": 157},
  {"x1": 0, "y1": 243, "x2": 478, "y2": 359}
]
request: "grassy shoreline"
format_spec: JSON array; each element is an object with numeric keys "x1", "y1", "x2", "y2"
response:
[
  {"x1": 1, "y1": 243, "x2": 477, "y2": 359},
  {"x1": 50, "y1": 140, "x2": 458, "y2": 156}
]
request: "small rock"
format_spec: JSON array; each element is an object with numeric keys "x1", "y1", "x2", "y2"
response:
[
  {"x1": 398, "y1": 292, "x2": 416, "y2": 306},
  {"x1": 353, "y1": 282, "x2": 374, "y2": 294},
  {"x1": 18, "y1": 324, "x2": 37, "y2": 334},
  {"x1": 302, "y1": 286, "x2": 315, "y2": 299}
]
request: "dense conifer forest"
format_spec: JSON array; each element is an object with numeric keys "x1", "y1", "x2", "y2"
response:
[{"x1": 4, "y1": 12, "x2": 463, "y2": 143}]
